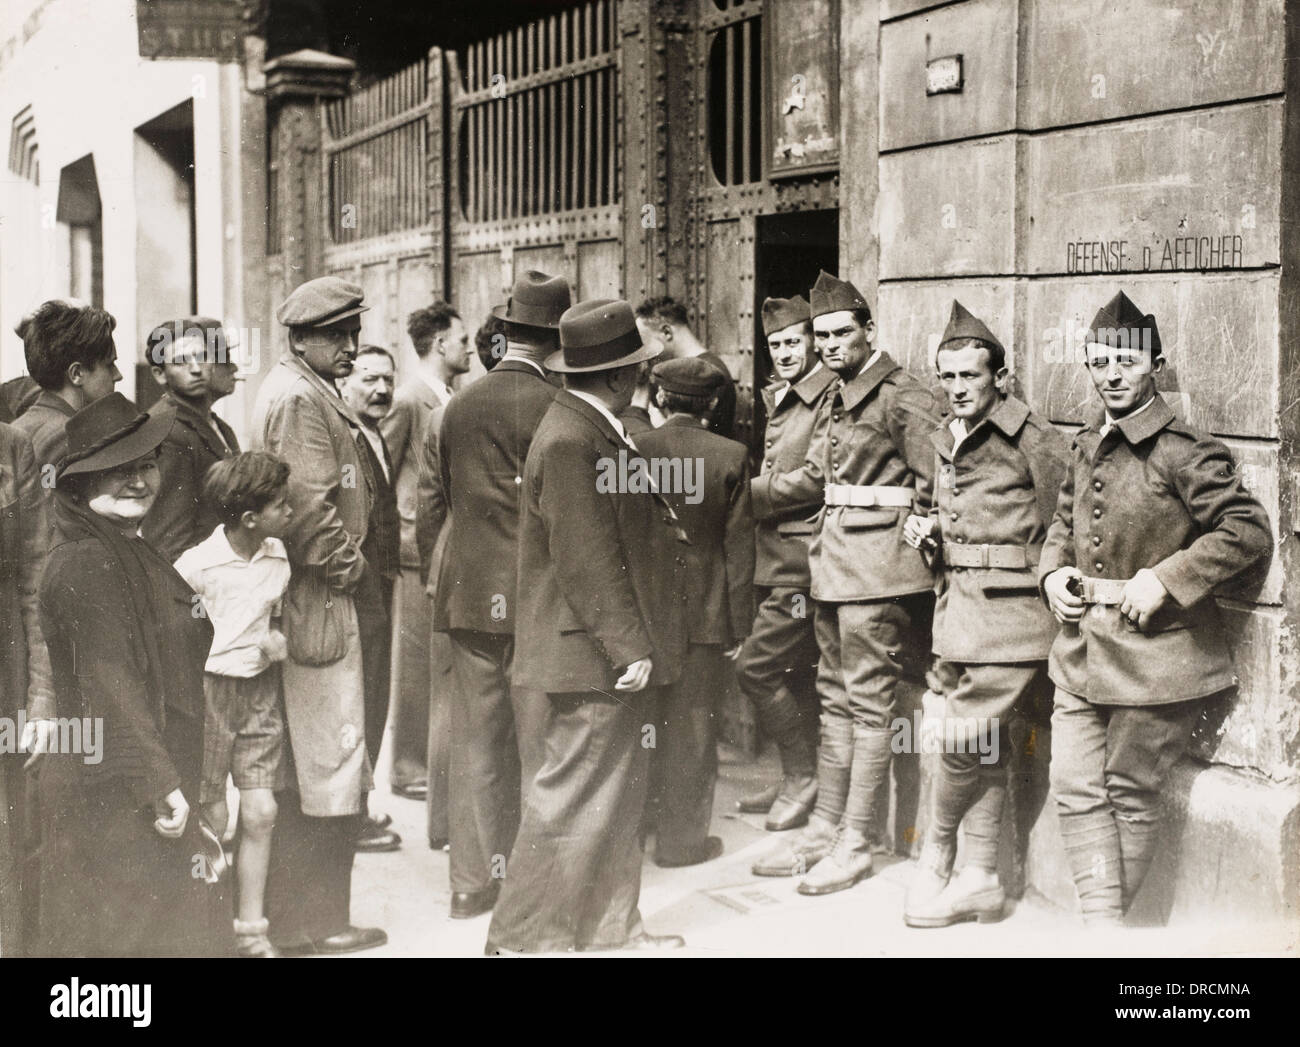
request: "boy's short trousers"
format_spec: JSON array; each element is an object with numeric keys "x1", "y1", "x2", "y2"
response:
[{"x1": 200, "y1": 666, "x2": 286, "y2": 804}]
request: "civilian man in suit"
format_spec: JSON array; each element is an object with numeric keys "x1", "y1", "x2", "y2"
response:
[
  {"x1": 339, "y1": 345, "x2": 403, "y2": 854},
  {"x1": 429, "y1": 271, "x2": 568, "y2": 919},
  {"x1": 486, "y1": 298, "x2": 688, "y2": 953},
  {"x1": 736, "y1": 295, "x2": 836, "y2": 830},
  {"x1": 637, "y1": 357, "x2": 754, "y2": 867},
  {"x1": 1039, "y1": 291, "x2": 1271, "y2": 926},
  {"x1": 142, "y1": 317, "x2": 241, "y2": 564},
  {"x1": 251, "y1": 276, "x2": 385, "y2": 955},
  {"x1": 635, "y1": 297, "x2": 739, "y2": 440},
  {"x1": 901, "y1": 301, "x2": 1067, "y2": 927},
  {"x1": 753, "y1": 272, "x2": 943, "y2": 896},
  {"x1": 380, "y1": 303, "x2": 468, "y2": 834}
]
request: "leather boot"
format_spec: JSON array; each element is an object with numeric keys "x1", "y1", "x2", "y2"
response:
[
  {"x1": 796, "y1": 825, "x2": 872, "y2": 896},
  {"x1": 903, "y1": 835, "x2": 955, "y2": 925},
  {"x1": 736, "y1": 782, "x2": 780, "y2": 814},
  {"x1": 905, "y1": 867, "x2": 1005, "y2": 928},
  {"x1": 1116, "y1": 814, "x2": 1161, "y2": 914},
  {"x1": 765, "y1": 773, "x2": 817, "y2": 832},
  {"x1": 1059, "y1": 808, "x2": 1123, "y2": 927},
  {"x1": 751, "y1": 812, "x2": 837, "y2": 877}
]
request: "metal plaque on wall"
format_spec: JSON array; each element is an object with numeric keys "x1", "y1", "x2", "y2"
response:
[
  {"x1": 136, "y1": 0, "x2": 243, "y2": 61},
  {"x1": 766, "y1": 0, "x2": 840, "y2": 179}
]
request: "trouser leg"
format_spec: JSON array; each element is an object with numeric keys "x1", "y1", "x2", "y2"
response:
[
  {"x1": 426, "y1": 625, "x2": 454, "y2": 843},
  {"x1": 653, "y1": 644, "x2": 724, "y2": 863},
  {"x1": 390, "y1": 569, "x2": 431, "y2": 789},
  {"x1": 355, "y1": 572, "x2": 394, "y2": 774},
  {"x1": 265, "y1": 791, "x2": 357, "y2": 945},
  {"x1": 811, "y1": 602, "x2": 852, "y2": 826}
]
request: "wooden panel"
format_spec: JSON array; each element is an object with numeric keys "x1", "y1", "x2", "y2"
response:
[
  {"x1": 880, "y1": 0, "x2": 1017, "y2": 151},
  {"x1": 876, "y1": 278, "x2": 1018, "y2": 384},
  {"x1": 1024, "y1": 102, "x2": 1282, "y2": 276},
  {"x1": 576, "y1": 239, "x2": 622, "y2": 301},
  {"x1": 879, "y1": 136, "x2": 1016, "y2": 279},
  {"x1": 704, "y1": 218, "x2": 745, "y2": 377},
  {"x1": 453, "y1": 250, "x2": 510, "y2": 352},
  {"x1": 767, "y1": 0, "x2": 840, "y2": 176},
  {"x1": 1022, "y1": 271, "x2": 1280, "y2": 439},
  {"x1": 1022, "y1": 0, "x2": 1285, "y2": 130},
  {"x1": 512, "y1": 244, "x2": 568, "y2": 286}
]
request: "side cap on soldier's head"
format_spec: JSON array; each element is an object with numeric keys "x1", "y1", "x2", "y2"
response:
[
  {"x1": 762, "y1": 295, "x2": 812, "y2": 337},
  {"x1": 1085, "y1": 290, "x2": 1162, "y2": 360},
  {"x1": 809, "y1": 271, "x2": 871, "y2": 322}
]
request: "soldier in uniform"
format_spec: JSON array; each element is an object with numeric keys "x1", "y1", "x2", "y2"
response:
[
  {"x1": 1039, "y1": 290, "x2": 1272, "y2": 926},
  {"x1": 900, "y1": 301, "x2": 1067, "y2": 926},
  {"x1": 735, "y1": 295, "x2": 835, "y2": 830},
  {"x1": 753, "y1": 272, "x2": 943, "y2": 895},
  {"x1": 637, "y1": 357, "x2": 755, "y2": 867}
]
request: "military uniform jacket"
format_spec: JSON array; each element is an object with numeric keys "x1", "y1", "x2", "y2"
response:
[
  {"x1": 434, "y1": 358, "x2": 556, "y2": 635},
  {"x1": 806, "y1": 352, "x2": 943, "y2": 603},
  {"x1": 750, "y1": 364, "x2": 835, "y2": 589},
  {"x1": 513, "y1": 391, "x2": 688, "y2": 694},
  {"x1": 142, "y1": 391, "x2": 241, "y2": 564},
  {"x1": 635, "y1": 415, "x2": 756, "y2": 647},
  {"x1": 928, "y1": 396, "x2": 1067, "y2": 664},
  {"x1": 1038, "y1": 395, "x2": 1272, "y2": 706}
]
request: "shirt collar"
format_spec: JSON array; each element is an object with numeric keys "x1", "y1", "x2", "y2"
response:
[
  {"x1": 500, "y1": 351, "x2": 548, "y2": 378},
  {"x1": 567, "y1": 388, "x2": 633, "y2": 445},
  {"x1": 196, "y1": 525, "x2": 287, "y2": 566},
  {"x1": 418, "y1": 373, "x2": 454, "y2": 405}
]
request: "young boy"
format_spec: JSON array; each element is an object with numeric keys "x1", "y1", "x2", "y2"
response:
[{"x1": 174, "y1": 451, "x2": 294, "y2": 957}]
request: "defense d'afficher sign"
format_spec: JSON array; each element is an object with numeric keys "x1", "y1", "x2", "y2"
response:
[{"x1": 136, "y1": 0, "x2": 243, "y2": 62}]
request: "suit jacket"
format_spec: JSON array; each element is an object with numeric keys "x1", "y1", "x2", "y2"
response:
[
  {"x1": 619, "y1": 404, "x2": 654, "y2": 436},
  {"x1": 381, "y1": 376, "x2": 448, "y2": 571},
  {"x1": 142, "y1": 391, "x2": 241, "y2": 564},
  {"x1": 806, "y1": 352, "x2": 944, "y2": 602},
  {"x1": 0, "y1": 422, "x2": 53, "y2": 720},
  {"x1": 433, "y1": 358, "x2": 556, "y2": 635},
  {"x1": 415, "y1": 403, "x2": 449, "y2": 588},
  {"x1": 1038, "y1": 395, "x2": 1272, "y2": 705},
  {"x1": 251, "y1": 352, "x2": 374, "y2": 594},
  {"x1": 751, "y1": 364, "x2": 836, "y2": 588},
  {"x1": 514, "y1": 391, "x2": 688, "y2": 693},
  {"x1": 927, "y1": 396, "x2": 1068, "y2": 664},
  {"x1": 10, "y1": 390, "x2": 74, "y2": 476},
  {"x1": 357, "y1": 425, "x2": 400, "y2": 584},
  {"x1": 635, "y1": 416, "x2": 755, "y2": 646}
]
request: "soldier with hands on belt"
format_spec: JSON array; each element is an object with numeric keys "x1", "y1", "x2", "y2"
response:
[
  {"x1": 735, "y1": 295, "x2": 835, "y2": 830},
  {"x1": 1038, "y1": 291, "x2": 1272, "y2": 926},
  {"x1": 901, "y1": 301, "x2": 1067, "y2": 927},
  {"x1": 753, "y1": 271, "x2": 943, "y2": 896}
]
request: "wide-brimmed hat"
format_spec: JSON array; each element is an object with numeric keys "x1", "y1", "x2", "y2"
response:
[
  {"x1": 492, "y1": 271, "x2": 572, "y2": 330},
  {"x1": 546, "y1": 299, "x2": 662, "y2": 373},
  {"x1": 58, "y1": 392, "x2": 173, "y2": 480}
]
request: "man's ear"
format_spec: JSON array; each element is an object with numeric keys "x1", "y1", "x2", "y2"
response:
[
  {"x1": 239, "y1": 508, "x2": 259, "y2": 531},
  {"x1": 1151, "y1": 355, "x2": 1167, "y2": 377},
  {"x1": 863, "y1": 320, "x2": 876, "y2": 344},
  {"x1": 994, "y1": 366, "x2": 1010, "y2": 394},
  {"x1": 66, "y1": 361, "x2": 85, "y2": 388},
  {"x1": 660, "y1": 322, "x2": 675, "y2": 345},
  {"x1": 150, "y1": 365, "x2": 168, "y2": 389}
]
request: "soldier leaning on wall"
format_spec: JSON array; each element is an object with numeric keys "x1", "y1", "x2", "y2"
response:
[{"x1": 1038, "y1": 290, "x2": 1272, "y2": 928}]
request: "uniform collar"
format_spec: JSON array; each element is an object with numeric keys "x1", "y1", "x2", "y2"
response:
[
  {"x1": 835, "y1": 349, "x2": 894, "y2": 411},
  {"x1": 931, "y1": 395, "x2": 1031, "y2": 459},
  {"x1": 1091, "y1": 393, "x2": 1173, "y2": 445}
]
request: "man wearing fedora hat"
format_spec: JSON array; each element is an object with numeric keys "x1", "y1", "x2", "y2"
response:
[
  {"x1": 485, "y1": 298, "x2": 689, "y2": 953},
  {"x1": 425, "y1": 270, "x2": 569, "y2": 920},
  {"x1": 250, "y1": 275, "x2": 386, "y2": 955}
]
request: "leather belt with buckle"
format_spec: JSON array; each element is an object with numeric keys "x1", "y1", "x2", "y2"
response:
[
  {"x1": 1072, "y1": 575, "x2": 1128, "y2": 605},
  {"x1": 823, "y1": 483, "x2": 913, "y2": 508},
  {"x1": 943, "y1": 543, "x2": 1039, "y2": 569}
]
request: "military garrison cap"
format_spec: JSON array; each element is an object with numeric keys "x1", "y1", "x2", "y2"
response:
[
  {"x1": 809, "y1": 270, "x2": 871, "y2": 321},
  {"x1": 938, "y1": 300, "x2": 1004, "y2": 357},
  {"x1": 653, "y1": 356, "x2": 728, "y2": 396},
  {"x1": 1085, "y1": 290, "x2": 1162, "y2": 360},
  {"x1": 276, "y1": 276, "x2": 368, "y2": 329},
  {"x1": 761, "y1": 295, "x2": 812, "y2": 336}
]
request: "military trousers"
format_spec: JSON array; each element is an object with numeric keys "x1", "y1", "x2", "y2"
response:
[
  {"x1": 736, "y1": 586, "x2": 820, "y2": 749},
  {"x1": 446, "y1": 629, "x2": 549, "y2": 894},
  {"x1": 486, "y1": 690, "x2": 653, "y2": 953}
]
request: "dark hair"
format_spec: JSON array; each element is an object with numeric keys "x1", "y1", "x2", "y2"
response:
[
  {"x1": 146, "y1": 316, "x2": 228, "y2": 367},
  {"x1": 659, "y1": 388, "x2": 714, "y2": 418},
  {"x1": 23, "y1": 300, "x2": 117, "y2": 390},
  {"x1": 635, "y1": 296, "x2": 690, "y2": 329},
  {"x1": 936, "y1": 337, "x2": 1005, "y2": 374},
  {"x1": 407, "y1": 302, "x2": 459, "y2": 356},
  {"x1": 202, "y1": 452, "x2": 291, "y2": 527},
  {"x1": 355, "y1": 344, "x2": 396, "y2": 367},
  {"x1": 475, "y1": 315, "x2": 506, "y2": 371}
]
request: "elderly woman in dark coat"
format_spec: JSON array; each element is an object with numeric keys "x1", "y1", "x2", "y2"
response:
[{"x1": 37, "y1": 392, "x2": 230, "y2": 957}]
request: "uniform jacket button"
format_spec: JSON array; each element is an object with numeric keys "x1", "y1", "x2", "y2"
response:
[
  {"x1": 1091, "y1": 536, "x2": 1101, "y2": 546},
  {"x1": 1093, "y1": 480, "x2": 1103, "y2": 491},
  {"x1": 1093, "y1": 508, "x2": 1102, "y2": 518},
  {"x1": 1095, "y1": 562, "x2": 1103, "y2": 571}
]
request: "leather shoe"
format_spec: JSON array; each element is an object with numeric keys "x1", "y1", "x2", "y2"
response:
[
  {"x1": 765, "y1": 776, "x2": 818, "y2": 832},
  {"x1": 356, "y1": 820, "x2": 401, "y2": 852},
  {"x1": 904, "y1": 876, "x2": 1005, "y2": 928},
  {"x1": 797, "y1": 826, "x2": 873, "y2": 896},
  {"x1": 366, "y1": 812, "x2": 392, "y2": 830},
  {"x1": 450, "y1": 884, "x2": 499, "y2": 919},
  {"x1": 392, "y1": 781, "x2": 428, "y2": 801},
  {"x1": 654, "y1": 835, "x2": 723, "y2": 868},
  {"x1": 279, "y1": 926, "x2": 387, "y2": 956},
  {"x1": 751, "y1": 814, "x2": 835, "y2": 877},
  {"x1": 736, "y1": 782, "x2": 779, "y2": 814}
]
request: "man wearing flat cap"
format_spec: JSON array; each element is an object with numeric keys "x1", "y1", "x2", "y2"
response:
[
  {"x1": 636, "y1": 356, "x2": 754, "y2": 868},
  {"x1": 485, "y1": 298, "x2": 689, "y2": 953},
  {"x1": 734, "y1": 295, "x2": 836, "y2": 831},
  {"x1": 251, "y1": 275, "x2": 386, "y2": 955},
  {"x1": 753, "y1": 271, "x2": 943, "y2": 896},
  {"x1": 421, "y1": 270, "x2": 568, "y2": 920},
  {"x1": 1039, "y1": 291, "x2": 1271, "y2": 926},
  {"x1": 899, "y1": 300, "x2": 1067, "y2": 928}
]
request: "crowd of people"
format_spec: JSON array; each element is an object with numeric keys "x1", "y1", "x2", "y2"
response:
[{"x1": 0, "y1": 264, "x2": 1272, "y2": 957}]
